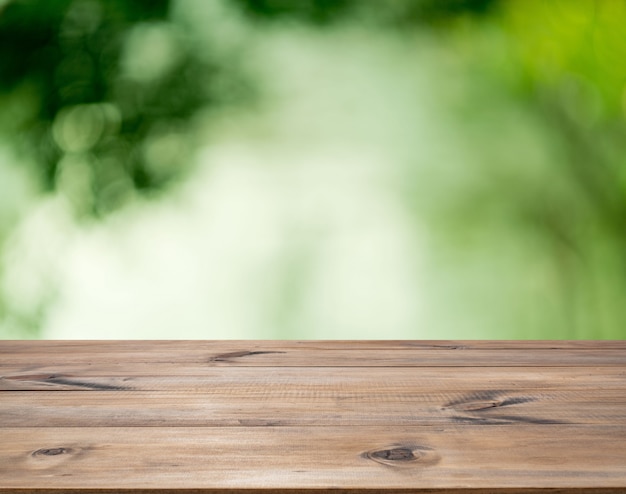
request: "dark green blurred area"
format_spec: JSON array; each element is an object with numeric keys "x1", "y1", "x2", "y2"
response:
[
  {"x1": 1, "y1": 0, "x2": 625, "y2": 339},
  {"x1": 235, "y1": 0, "x2": 496, "y2": 25},
  {"x1": 0, "y1": 0, "x2": 253, "y2": 216}
]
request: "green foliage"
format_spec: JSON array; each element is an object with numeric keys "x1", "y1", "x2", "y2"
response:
[
  {"x1": 499, "y1": 0, "x2": 626, "y2": 337},
  {"x1": 405, "y1": 0, "x2": 626, "y2": 338},
  {"x1": 1, "y1": 0, "x2": 625, "y2": 339},
  {"x1": 0, "y1": 0, "x2": 252, "y2": 216},
  {"x1": 0, "y1": 0, "x2": 499, "y2": 220}
]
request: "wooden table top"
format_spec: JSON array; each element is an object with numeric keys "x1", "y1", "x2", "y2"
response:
[{"x1": 1, "y1": 340, "x2": 625, "y2": 493}]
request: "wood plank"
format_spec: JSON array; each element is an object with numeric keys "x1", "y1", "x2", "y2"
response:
[
  {"x1": 2, "y1": 387, "x2": 625, "y2": 427},
  {"x1": 1, "y1": 426, "x2": 625, "y2": 491},
  {"x1": 3, "y1": 367, "x2": 625, "y2": 391},
  {"x1": 3, "y1": 365, "x2": 625, "y2": 428},
  {"x1": 3, "y1": 340, "x2": 626, "y2": 354},
  {"x1": 2, "y1": 347, "x2": 625, "y2": 371}
]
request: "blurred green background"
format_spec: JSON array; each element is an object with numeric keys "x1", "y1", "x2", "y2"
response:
[{"x1": 0, "y1": 0, "x2": 625, "y2": 339}]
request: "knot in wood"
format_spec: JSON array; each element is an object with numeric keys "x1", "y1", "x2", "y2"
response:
[
  {"x1": 370, "y1": 448, "x2": 416, "y2": 462},
  {"x1": 32, "y1": 447, "x2": 70, "y2": 457},
  {"x1": 364, "y1": 444, "x2": 440, "y2": 468}
]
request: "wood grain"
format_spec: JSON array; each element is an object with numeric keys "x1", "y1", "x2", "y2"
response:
[
  {"x1": 3, "y1": 366, "x2": 625, "y2": 391},
  {"x1": 1, "y1": 426, "x2": 626, "y2": 491},
  {"x1": 2, "y1": 340, "x2": 626, "y2": 372},
  {"x1": 4, "y1": 340, "x2": 626, "y2": 354},
  {"x1": 0, "y1": 340, "x2": 624, "y2": 493},
  {"x1": 2, "y1": 388, "x2": 626, "y2": 427}
]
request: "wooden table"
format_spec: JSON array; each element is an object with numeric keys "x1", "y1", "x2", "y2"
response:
[{"x1": 1, "y1": 340, "x2": 625, "y2": 493}]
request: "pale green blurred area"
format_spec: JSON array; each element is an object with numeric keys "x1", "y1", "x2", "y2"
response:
[{"x1": 1, "y1": 0, "x2": 625, "y2": 339}]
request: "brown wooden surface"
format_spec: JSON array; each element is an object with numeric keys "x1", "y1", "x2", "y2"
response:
[{"x1": 0, "y1": 340, "x2": 625, "y2": 493}]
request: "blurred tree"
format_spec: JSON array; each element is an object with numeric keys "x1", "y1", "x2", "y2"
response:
[
  {"x1": 401, "y1": 0, "x2": 626, "y2": 337},
  {"x1": 500, "y1": 0, "x2": 626, "y2": 337},
  {"x1": 0, "y1": 0, "x2": 253, "y2": 217},
  {"x1": 0, "y1": 0, "x2": 258, "y2": 336},
  {"x1": 0, "y1": 0, "x2": 498, "y2": 221},
  {"x1": 231, "y1": 0, "x2": 625, "y2": 339}
]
